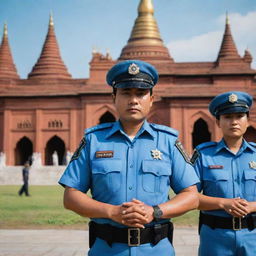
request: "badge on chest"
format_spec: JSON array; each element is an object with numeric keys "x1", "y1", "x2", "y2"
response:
[{"x1": 249, "y1": 161, "x2": 256, "y2": 169}]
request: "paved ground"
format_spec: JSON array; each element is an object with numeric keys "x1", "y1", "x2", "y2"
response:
[{"x1": 0, "y1": 227, "x2": 199, "y2": 256}]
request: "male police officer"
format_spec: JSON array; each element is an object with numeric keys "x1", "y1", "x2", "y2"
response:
[
  {"x1": 192, "y1": 91, "x2": 256, "y2": 256},
  {"x1": 59, "y1": 60, "x2": 199, "y2": 256}
]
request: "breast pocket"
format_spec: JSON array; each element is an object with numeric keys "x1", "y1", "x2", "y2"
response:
[
  {"x1": 243, "y1": 170, "x2": 256, "y2": 201},
  {"x1": 141, "y1": 160, "x2": 171, "y2": 193},
  {"x1": 91, "y1": 159, "x2": 122, "y2": 193},
  {"x1": 203, "y1": 169, "x2": 229, "y2": 197}
]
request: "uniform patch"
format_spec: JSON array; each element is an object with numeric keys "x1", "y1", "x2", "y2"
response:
[
  {"x1": 175, "y1": 140, "x2": 191, "y2": 164},
  {"x1": 95, "y1": 151, "x2": 114, "y2": 158},
  {"x1": 190, "y1": 149, "x2": 200, "y2": 165},
  {"x1": 208, "y1": 165, "x2": 223, "y2": 169},
  {"x1": 70, "y1": 138, "x2": 86, "y2": 163}
]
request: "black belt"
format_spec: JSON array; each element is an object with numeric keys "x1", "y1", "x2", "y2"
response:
[
  {"x1": 89, "y1": 221, "x2": 173, "y2": 247},
  {"x1": 200, "y1": 212, "x2": 256, "y2": 231}
]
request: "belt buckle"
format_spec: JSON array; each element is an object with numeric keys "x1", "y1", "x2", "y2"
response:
[
  {"x1": 128, "y1": 228, "x2": 141, "y2": 246},
  {"x1": 232, "y1": 217, "x2": 242, "y2": 231}
]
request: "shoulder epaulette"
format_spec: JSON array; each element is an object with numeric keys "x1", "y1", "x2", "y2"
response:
[
  {"x1": 150, "y1": 123, "x2": 178, "y2": 137},
  {"x1": 85, "y1": 122, "x2": 114, "y2": 135},
  {"x1": 249, "y1": 142, "x2": 256, "y2": 148},
  {"x1": 196, "y1": 141, "x2": 217, "y2": 151}
]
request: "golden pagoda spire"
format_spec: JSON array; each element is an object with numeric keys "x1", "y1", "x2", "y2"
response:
[
  {"x1": 138, "y1": 0, "x2": 154, "y2": 14},
  {"x1": 119, "y1": 0, "x2": 173, "y2": 64}
]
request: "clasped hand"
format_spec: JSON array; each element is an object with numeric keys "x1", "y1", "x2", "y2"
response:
[
  {"x1": 222, "y1": 197, "x2": 253, "y2": 217},
  {"x1": 111, "y1": 199, "x2": 154, "y2": 228}
]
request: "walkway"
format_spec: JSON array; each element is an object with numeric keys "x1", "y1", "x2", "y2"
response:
[{"x1": 0, "y1": 227, "x2": 199, "y2": 256}]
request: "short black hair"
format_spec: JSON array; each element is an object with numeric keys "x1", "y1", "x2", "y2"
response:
[{"x1": 112, "y1": 88, "x2": 153, "y2": 96}]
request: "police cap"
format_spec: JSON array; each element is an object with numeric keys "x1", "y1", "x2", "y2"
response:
[
  {"x1": 209, "y1": 91, "x2": 253, "y2": 117},
  {"x1": 106, "y1": 60, "x2": 158, "y2": 89}
]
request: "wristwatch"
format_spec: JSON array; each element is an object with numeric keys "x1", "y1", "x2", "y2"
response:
[{"x1": 153, "y1": 205, "x2": 163, "y2": 222}]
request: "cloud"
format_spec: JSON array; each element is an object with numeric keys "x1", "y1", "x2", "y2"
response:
[{"x1": 167, "y1": 11, "x2": 256, "y2": 69}]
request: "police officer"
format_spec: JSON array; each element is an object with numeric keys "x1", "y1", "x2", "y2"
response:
[
  {"x1": 59, "y1": 60, "x2": 199, "y2": 256},
  {"x1": 192, "y1": 91, "x2": 256, "y2": 256}
]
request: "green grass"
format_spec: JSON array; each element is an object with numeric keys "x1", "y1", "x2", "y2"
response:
[
  {"x1": 0, "y1": 186, "x2": 198, "y2": 229},
  {"x1": 0, "y1": 185, "x2": 87, "y2": 229}
]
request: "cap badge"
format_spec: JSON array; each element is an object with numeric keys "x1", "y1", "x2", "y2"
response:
[
  {"x1": 229, "y1": 93, "x2": 238, "y2": 103},
  {"x1": 151, "y1": 149, "x2": 162, "y2": 160},
  {"x1": 249, "y1": 161, "x2": 256, "y2": 169},
  {"x1": 128, "y1": 63, "x2": 140, "y2": 75}
]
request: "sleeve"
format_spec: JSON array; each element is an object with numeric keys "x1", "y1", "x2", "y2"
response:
[
  {"x1": 170, "y1": 140, "x2": 200, "y2": 194},
  {"x1": 58, "y1": 136, "x2": 91, "y2": 193},
  {"x1": 192, "y1": 149, "x2": 203, "y2": 192}
]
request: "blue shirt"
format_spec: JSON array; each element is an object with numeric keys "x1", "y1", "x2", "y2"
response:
[
  {"x1": 59, "y1": 120, "x2": 199, "y2": 255},
  {"x1": 194, "y1": 139, "x2": 256, "y2": 217}
]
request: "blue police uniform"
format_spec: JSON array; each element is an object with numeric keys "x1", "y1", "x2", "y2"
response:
[
  {"x1": 192, "y1": 91, "x2": 256, "y2": 256},
  {"x1": 59, "y1": 60, "x2": 199, "y2": 256}
]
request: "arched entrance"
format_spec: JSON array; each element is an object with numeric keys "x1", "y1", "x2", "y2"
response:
[
  {"x1": 15, "y1": 137, "x2": 33, "y2": 165},
  {"x1": 192, "y1": 118, "x2": 211, "y2": 149},
  {"x1": 99, "y1": 111, "x2": 116, "y2": 124},
  {"x1": 244, "y1": 126, "x2": 256, "y2": 142},
  {"x1": 45, "y1": 136, "x2": 65, "y2": 165}
]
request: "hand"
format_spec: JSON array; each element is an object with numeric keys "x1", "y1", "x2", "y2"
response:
[
  {"x1": 121, "y1": 199, "x2": 154, "y2": 228},
  {"x1": 221, "y1": 197, "x2": 249, "y2": 217},
  {"x1": 108, "y1": 201, "x2": 147, "y2": 228}
]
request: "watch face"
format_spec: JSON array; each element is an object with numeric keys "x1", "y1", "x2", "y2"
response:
[{"x1": 153, "y1": 205, "x2": 163, "y2": 218}]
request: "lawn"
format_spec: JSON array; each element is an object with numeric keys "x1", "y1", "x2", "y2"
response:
[{"x1": 0, "y1": 185, "x2": 198, "y2": 229}]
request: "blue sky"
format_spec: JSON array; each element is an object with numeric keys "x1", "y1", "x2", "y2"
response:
[{"x1": 0, "y1": 0, "x2": 256, "y2": 78}]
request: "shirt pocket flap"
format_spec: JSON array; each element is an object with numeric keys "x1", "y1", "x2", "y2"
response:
[
  {"x1": 203, "y1": 169, "x2": 229, "y2": 181},
  {"x1": 142, "y1": 160, "x2": 171, "y2": 176},
  {"x1": 92, "y1": 159, "x2": 122, "y2": 174},
  {"x1": 244, "y1": 170, "x2": 256, "y2": 180}
]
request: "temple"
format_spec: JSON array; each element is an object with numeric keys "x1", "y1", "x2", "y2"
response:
[{"x1": 0, "y1": 0, "x2": 255, "y2": 165}]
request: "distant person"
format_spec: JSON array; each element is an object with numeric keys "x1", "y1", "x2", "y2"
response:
[
  {"x1": 192, "y1": 91, "x2": 256, "y2": 256},
  {"x1": 18, "y1": 161, "x2": 30, "y2": 196}
]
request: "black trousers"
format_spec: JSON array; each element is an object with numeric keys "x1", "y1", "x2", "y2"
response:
[{"x1": 19, "y1": 181, "x2": 29, "y2": 196}]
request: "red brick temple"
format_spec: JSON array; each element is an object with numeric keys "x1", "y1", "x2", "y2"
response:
[{"x1": 0, "y1": 0, "x2": 255, "y2": 166}]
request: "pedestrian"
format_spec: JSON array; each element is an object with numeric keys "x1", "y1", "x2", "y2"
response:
[
  {"x1": 18, "y1": 161, "x2": 30, "y2": 196},
  {"x1": 59, "y1": 60, "x2": 199, "y2": 256},
  {"x1": 192, "y1": 91, "x2": 256, "y2": 256}
]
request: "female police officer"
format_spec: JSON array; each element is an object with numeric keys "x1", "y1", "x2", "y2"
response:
[
  {"x1": 192, "y1": 91, "x2": 256, "y2": 256},
  {"x1": 59, "y1": 60, "x2": 199, "y2": 256}
]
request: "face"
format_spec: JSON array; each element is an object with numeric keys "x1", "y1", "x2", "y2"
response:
[
  {"x1": 216, "y1": 112, "x2": 249, "y2": 139},
  {"x1": 113, "y1": 88, "x2": 154, "y2": 124}
]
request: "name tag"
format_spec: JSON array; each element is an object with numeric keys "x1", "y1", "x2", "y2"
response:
[
  {"x1": 208, "y1": 165, "x2": 223, "y2": 169},
  {"x1": 95, "y1": 151, "x2": 114, "y2": 158}
]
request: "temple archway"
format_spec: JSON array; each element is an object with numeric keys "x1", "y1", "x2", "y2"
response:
[
  {"x1": 192, "y1": 118, "x2": 211, "y2": 149},
  {"x1": 15, "y1": 137, "x2": 33, "y2": 165},
  {"x1": 99, "y1": 111, "x2": 116, "y2": 124},
  {"x1": 45, "y1": 136, "x2": 65, "y2": 165},
  {"x1": 244, "y1": 126, "x2": 256, "y2": 142}
]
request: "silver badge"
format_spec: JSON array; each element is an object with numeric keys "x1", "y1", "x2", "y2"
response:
[
  {"x1": 229, "y1": 93, "x2": 238, "y2": 103},
  {"x1": 151, "y1": 149, "x2": 162, "y2": 160},
  {"x1": 249, "y1": 161, "x2": 256, "y2": 169},
  {"x1": 128, "y1": 63, "x2": 140, "y2": 75}
]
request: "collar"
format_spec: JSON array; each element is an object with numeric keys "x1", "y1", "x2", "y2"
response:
[
  {"x1": 105, "y1": 120, "x2": 155, "y2": 140},
  {"x1": 214, "y1": 138, "x2": 256, "y2": 155}
]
